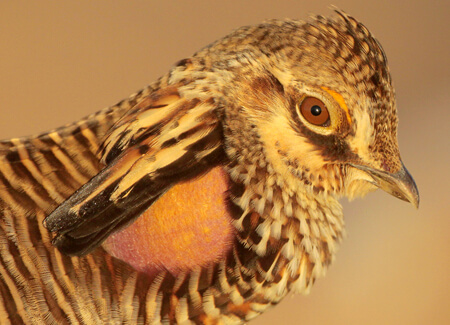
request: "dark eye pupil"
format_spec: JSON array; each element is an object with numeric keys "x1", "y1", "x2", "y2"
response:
[{"x1": 311, "y1": 105, "x2": 322, "y2": 116}]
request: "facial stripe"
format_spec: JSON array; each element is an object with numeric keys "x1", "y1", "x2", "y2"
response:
[{"x1": 321, "y1": 87, "x2": 352, "y2": 125}]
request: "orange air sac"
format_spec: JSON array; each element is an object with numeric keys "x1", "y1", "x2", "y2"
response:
[{"x1": 103, "y1": 167, "x2": 235, "y2": 277}]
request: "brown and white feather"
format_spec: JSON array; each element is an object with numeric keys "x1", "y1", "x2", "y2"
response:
[{"x1": 0, "y1": 9, "x2": 415, "y2": 324}]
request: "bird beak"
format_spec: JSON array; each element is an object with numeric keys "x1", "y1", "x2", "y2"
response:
[{"x1": 350, "y1": 162, "x2": 420, "y2": 209}]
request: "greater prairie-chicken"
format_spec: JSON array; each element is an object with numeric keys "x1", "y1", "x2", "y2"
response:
[{"x1": 0, "y1": 9, "x2": 418, "y2": 324}]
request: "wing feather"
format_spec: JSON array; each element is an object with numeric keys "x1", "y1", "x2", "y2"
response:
[{"x1": 44, "y1": 87, "x2": 226, "y2": 256}]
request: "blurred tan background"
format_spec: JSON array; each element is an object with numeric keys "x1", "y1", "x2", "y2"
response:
[{"x1": 0, "y1": 1, "x2": 448, "y2": 324}]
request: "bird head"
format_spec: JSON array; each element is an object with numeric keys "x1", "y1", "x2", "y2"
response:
[{"x1": 197, "y1": 10, "x2": 419, "y2": 208}]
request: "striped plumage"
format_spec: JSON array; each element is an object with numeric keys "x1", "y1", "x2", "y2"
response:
[{"x1": 0, "y1": 10, "x2": 418, "y2": 324}]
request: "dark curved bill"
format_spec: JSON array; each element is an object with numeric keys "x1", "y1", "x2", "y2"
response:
[{"x1": 351, "y1": 162, "x2": 419, "y2": 209}]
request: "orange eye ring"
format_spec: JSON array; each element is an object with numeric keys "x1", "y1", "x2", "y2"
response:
[{"x1": 299, "y1": 97, "x2": 330, "y2": 126}]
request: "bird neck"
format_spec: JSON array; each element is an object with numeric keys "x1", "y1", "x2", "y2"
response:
[{"x1": 227, "y1": 163, "x2": 345, "y2": 300}]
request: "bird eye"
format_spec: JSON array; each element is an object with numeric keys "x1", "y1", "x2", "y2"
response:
[{"x1": 299, "y1": 97, "x2": 330, "y2": 126}]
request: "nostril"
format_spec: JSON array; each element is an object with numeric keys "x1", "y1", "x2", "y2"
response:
[{"x1": 381, "y1": 159, "x2": 391, "y2": 173}]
